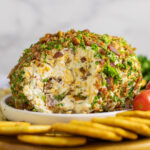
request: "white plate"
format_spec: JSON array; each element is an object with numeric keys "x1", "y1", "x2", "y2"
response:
[{"x1": 1, "y1": 95, "x2": 128, "y2": 125}]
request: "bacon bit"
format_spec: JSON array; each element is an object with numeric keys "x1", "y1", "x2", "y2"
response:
[
  {"x1": 108, "y1": 45, "x2": 120, "y2": 56},
  {"x1": 99, "y1": 48, "x2": 107, "y2": 55},
  {"x1": 85, "y1": 40, "x2": 92, "y2": 46},
  {"x1": 65, "y1": 58, "x2": 71, "y2": 64},
  {"x1": 46, "y1": 95, "x2": 56, "y2": 108},
  {"x1": 57, "y1": 31, "x2": 63, "y2": 37},
  {"x1": 94, "y1": 80, "x2": 100, "y2": 89},
  {"x1": 125, "y1": 99, "x2": 131, "y2": 109},
  {"x1": 101, "y1": 88, "x2": 108, "y2": 95},
  {"x1": 134, "y1": 76, "x2": 142, "y2": 90},
  {"x1": 106, "y1": 77, "x2": 113, "y2": 90},
  {"x1": 82, "y1": 29, "x2": 90, "y2": 33},
  {"x1": 129, "y1": 50, "x2": 135, "y2": 55},
  {"x1": 45, "y1": 33, "x2": 52, "y2": 38},
  {"x1": 126, "y1": 51, "x2": 129, "y2": 57},
  {"x1": 57, "y1": 78, "x2": 62, "y2": 82},
  {"x1": 115, "y1": 102, "x2": 121, "y2": 108},
  {"x1": 97, "y1": 74, "x2": 102, "y2": 80},
  {"x1": 100, "y1": 41, "x2": 105, "y2": 46},
  {"x1": 63, "y1": 42, "x2": 68, "y2": 47},
  {"x1": 81, "y1": 57, "x2": 86, "y2": 63},
  {"x1": 73, "y1": 96, "x2": 86, "y2": 101},
  {"x1": 70, "y1": 29, "x2": 76, "y2": 34},
  {"x1": 40, "y1": 37, "x2": 49, "y2": 43},
  {"x1": 121, "y1": 83, "x2": 128, "y2": 97},
  {"x1": 97, "y1": 43, "x2": 100, "y2": 47},
  {"x1": 72, "y1": 37, "x2": 80, "y2": 45},
  {"x1": 122, "y1": 59, "x2": 126, "y2": 64},
  {"x1": 110, "y1": 61, "x2": 115, "y2": 67},
  {"x1": 99, "y1": 59, "x2": 105, "y2": 65},
  {"x1": 80, "y1": 67, "x2": 86, "y2": 74},
  {"x1": 53, "y1": 52, "x2": 63, "y2": 58}
]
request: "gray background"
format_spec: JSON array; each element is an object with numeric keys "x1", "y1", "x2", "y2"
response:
[{"x1": 0, "y1": 0, "x2": 150, "y2": 79}]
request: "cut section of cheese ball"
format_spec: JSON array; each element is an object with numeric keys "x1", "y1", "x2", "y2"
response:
[{"x1": 8, "y1": 29, "x2": 142, "y2": 113}]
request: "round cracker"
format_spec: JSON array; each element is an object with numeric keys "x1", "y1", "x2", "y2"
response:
[
  {"x1": 52, "y1": 123, "x2": 122, "y2": 141},
  {"x1": 92, "y1": 117, "x2": 150, "y2": 137},
  {"x1": 18, "y1": 135, "x2": 87, "y2": 147},
  {"x1": 0, "y1": 124, "x2": 51, "y2": 135},
  {"x1": 23, "y1": 125, "x2": 51, "y2": 134},
  {"x1": 70, "y1": 120, "x2": 138, "y2": 140},
  {"x1": 116, "y1": 110, "x2": 150, "y2": 119},
  {"x1": 0, "y1": 125, "x2": 29, "y2": 135},
  {"x1": 0, "y1": 121, "x2": 30, "y2": 127}
]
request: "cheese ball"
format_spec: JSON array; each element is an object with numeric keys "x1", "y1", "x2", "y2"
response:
[{"x1": 8, "y1": 29, "x2": 142, "y2": 113}]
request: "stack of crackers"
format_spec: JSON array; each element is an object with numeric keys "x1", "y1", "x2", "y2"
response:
[
  {"x1": 0, "y1": 111, "x2": 149, "y2": 147},
  {"x1": 0, "y1": 88, "x2": 150, "y2": 147}
]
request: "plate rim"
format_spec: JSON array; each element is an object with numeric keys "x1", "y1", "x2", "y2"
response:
[{"x1": 1, "y1": 94, "x2": 129, "y2": 117}]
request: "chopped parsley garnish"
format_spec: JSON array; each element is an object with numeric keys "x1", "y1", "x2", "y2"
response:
[
  {"x1": 54, "y1": 44, "x2": 62, "y2": 49},
  {"x1": 103, "y1": 64, "x2": 122, "y2": 84},
  {"x1": 44, "y1": 53, "x2": 47, "y2": 63},
  {"x1": 33, "y1": 108, "x2": 38, "y2": 112},
  {"x1": 27, "y1": 55, "x2": 32, "y2": 61},
  {"x1": 128, "y1": 80, "x2": 134, "y2": 86},
  {"x1": 108, "y1": 52, "x2": 116, "y2": 62},
  {"x1": 100, "y1": 34, "x2": 110, "y2": 43},
  {"x1": 69, "y1": 42, "x2": 75, "y2": 52},
  {"x1": 117, "y1": 63, "x2": 127, "y2": 70},
  {"x1": 94, "y1": 53, "x2": 102, "y2": 59},
  {"x1": 79, "y1": 41, "x2": 86, "y2": 49},
  {"x1": 112, "y1": 95, "x2": 119, "y2": 103},
  {"x1": 43, "y1": 78, "x2": 49, "y2": 83},
  {"x1": 77, "y1": 93, "x2": 87, "y2": 99},
  {"x1": 40, "y1": 43, "x2": 46, "y2": 50},
  {"x1": 128, "y1": 87, "x2": 134, "y2": 98},
  {"x1": 91, "y1": 43, "x2": 99, "y2": 52},
  {"x1": 91, "y1": 95, "x2": 100, "y2": 109},
  {"x1": 42, "y1": 95, "x2": 46, "y2": 102},
  {"x1": 55, "y1": 103, "x2": 64, "y2": 107},
  {"x1": 95, "y1": 61, "x2": 100, "y2": 65},
  {"x1": 54, "y1": 92, "x2": 66, "y2": 101},
  {"x1": 101, "y1": 72, "x2": 107, "y2": 86},
  {"x1": 24, "y1": 49, "x2": 29, "y2": 53},
  {"x1": 19, "y1": 93, "x2": 28, "y2": 104},
  {"x1": 60, "y1": 38, "x2": 65, "y2": 43}
]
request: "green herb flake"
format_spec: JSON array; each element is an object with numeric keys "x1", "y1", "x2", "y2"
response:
[
  {"x1": 19, "y1": 93, "x2": 28, "y2": 104},
  {"x1": 40, "y1": 43, "x2": 46, "y2": 50},
  {"x1": 55, "y1": 103, "x2": 64, "y2": 107},
  {"x1": 43, "y1": 78, "x2": 49, "y2": 83},
  {"x1": 94, "y1": 53, "x2": 102, "y2": 59},
  {"x1": 91, "y1": 95, "x2": 100, "y2": 109},
  {"x1": 103, "y1": 64, "x2": 122, "y2": 84},
  {"x1": 44, "y1": 53, "x2": 47, "y2": 63},
  {"x1": 54, "y1": 92, "x2": 66, "y2": 101},
  {"x1": 54, "y1": 44, "x2": 62, "y2": 49},
  {"x1": 42, "y1": 95, "x2": 46, "y2": 102},
  {"x1": 33, "y1": 108, "x2": 38, "y2": 112},
  {"x1": 69, "y1": 42, "x2": 75, "y2": 52},
  {"x1": 91, "y1": 43, "x2": 99, "y2": 52},
  {"x1": 60, "y1": 38, "x2": 65, "y2": 43},
  {"x1": 100, "y1": 34, "x2": 110, "y2": 43},
  {"x1": 108, "y1": 52, "x2": 116, "y2": 62},
  {"x1": 95, "y1": 61, "x2": 100, "y2": 65},
  {"x1": 24, "y1": 49, "x2": 29, "y2": 53}
]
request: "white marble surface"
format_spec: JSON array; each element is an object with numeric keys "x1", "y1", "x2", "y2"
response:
[{"x1": 0, "y1": 0, "x2": 150, "y2": 80}]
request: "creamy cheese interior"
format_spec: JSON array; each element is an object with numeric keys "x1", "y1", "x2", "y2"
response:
[{"x1": 23, "y1": 47, "x2": 99, "y2": 113}]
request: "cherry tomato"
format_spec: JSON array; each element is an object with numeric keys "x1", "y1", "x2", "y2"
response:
[
  {"x1": 133, "y1": 90, "x2": 150, "y2": 111},
  {"x1": 146, "y1": 81, "x2": 150, "y2": 90}
]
